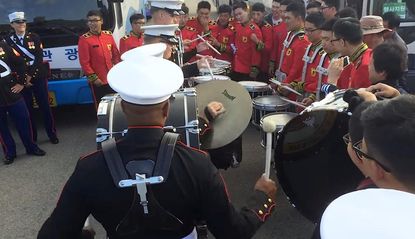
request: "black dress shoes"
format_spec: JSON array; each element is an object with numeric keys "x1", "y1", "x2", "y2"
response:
[
  {"x1": 50, "y1": 137, "x2": 59, "y2": 144},
  {"x1": 27, "y1": 148, "x2": 46, "y2": 156},
  {"x1": 3, "y1": 155, "x2": 16, "y2": 165}
]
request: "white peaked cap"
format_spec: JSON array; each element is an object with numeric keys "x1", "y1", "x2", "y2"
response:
[
  {"x1": 121, "y1": 43, "x2": 167, "y2": 61},
  {"x1": 142, "y1": 24, "x2": 178, "y2": 38},
  {"x1": 320, "y1": 188, "x2": 415, "y2": 239},
  {"x1": 8, "y1": 12, "x2": 26, "y2": 23},
  {"x1": 107, "y1": 56, "x2": 183, "y2": 105},
  {"x1": 148, "y1": 0, "x2": 184, "y2": 10}
]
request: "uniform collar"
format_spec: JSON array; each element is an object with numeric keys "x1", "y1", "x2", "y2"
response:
[
  {"x1": 349, "y1": 43, "x2": 368, "y2": 63},
  {"x1": 89, "y1": 30, "x2": 101, "y2": 36},
  {"x1": 310, "y1": 40, "x2": 322, "y2": 51},
  {"x1": 125, "y1": 126, "x2": 165, "y2": 142},
  {"x1": 130, "y1": 31, "x2": 142, "y2": 38}
]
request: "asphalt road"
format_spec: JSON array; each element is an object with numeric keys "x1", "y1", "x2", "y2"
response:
[{"x1": 0, "y1": 104, "x2": 315, "y2": 239}]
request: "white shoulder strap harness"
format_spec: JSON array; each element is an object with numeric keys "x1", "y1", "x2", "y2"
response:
[
  {"x1": 9, "y1": 35, "x2": 35, "y2": 65},
  {"x1": 0, "y1": 59, "x2": 11, "y2": 78}
]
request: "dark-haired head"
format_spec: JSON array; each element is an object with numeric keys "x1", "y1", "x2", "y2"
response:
[
  {"x1": 370, "y1": 43, "x2": 404, "y2": 85},
  {"x1": 129, "y1": 13, "x2": 145, "y2": 24},
  {"x1": 333, "y1": 17, "x2": 362, "y2": 45},
  {"x1": 337, "y1": 7, "x2": 358, "y2": 19},
  {"x1": 382, "y1": 11, "x2": 401, "y2": 30},
  {"x1": 87, "y1": 10, "x2": 103, "y2": 19},
  {"x1": 361, "y1": 95, "x2": 415, "y2": 191},
  {"x1": 197, "y1": 1, "x2": 211, "y2": 11}
]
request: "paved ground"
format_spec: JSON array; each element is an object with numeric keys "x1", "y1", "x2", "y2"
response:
[{"x1": 0, "y1": 104, "x2": 315, "y2": 239}]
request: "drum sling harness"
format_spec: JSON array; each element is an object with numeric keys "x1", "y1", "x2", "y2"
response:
[
  {"x1": 101, "y1": 132, "x2": 179, "y2": 214},
  {"x1": 102, "y1": 133, "x2": 191, "y2": 237}
]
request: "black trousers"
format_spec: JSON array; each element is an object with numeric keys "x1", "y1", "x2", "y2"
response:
[
  {"x1": 208, "y1": 136, "x2": 243, "y2": 170},
  {"x1": 90, "y1": 83, "x2": 115, "y2": 110}
]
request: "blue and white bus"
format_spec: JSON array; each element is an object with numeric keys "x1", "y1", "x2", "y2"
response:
[{"x1": 0, "y1": 0, "x2": 142, "y2": 106}]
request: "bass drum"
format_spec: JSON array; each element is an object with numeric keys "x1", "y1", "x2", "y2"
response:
[
  {"x1": 96, "y1": 88, "x2": 200, "y2": 149},
  {"x1": 274, "y1": 108, "x2": 364, "y2": 223}
]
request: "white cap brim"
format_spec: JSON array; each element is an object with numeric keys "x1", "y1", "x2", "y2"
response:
[{"x1": 108, "y1": 57, "x2": 184, "y2": 105}]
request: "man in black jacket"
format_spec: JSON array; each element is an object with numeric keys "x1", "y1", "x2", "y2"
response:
[
  {"x1": 5, "y1": 11, "x2": 58, "y2": 144},
  {"x1": 0, "y1": 40, "x2": 45, "y2": 164},
  {"x1": 38, "y1": 55, "x2": 277, "y2": 238}
]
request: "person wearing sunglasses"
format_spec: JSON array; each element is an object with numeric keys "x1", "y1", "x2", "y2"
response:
[{"x1": 5, "y1": 12, "x2": 58, "y2": 145}]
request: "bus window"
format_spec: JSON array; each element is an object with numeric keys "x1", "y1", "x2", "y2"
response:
[{"x1": 0, "y1": 0, "x2": 99, "y2": 47}]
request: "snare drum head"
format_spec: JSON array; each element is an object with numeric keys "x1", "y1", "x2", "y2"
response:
[
  {"x1": 260, "y1": 112, "x2": 298, "y2": 129},
  {"x1": 193, "y1": 75, "x2": 230, "y2": 84},
  {"x1": 253, "y1": 95, "x2": 289, "y2": 110},
  {"x1": 274, "y1": 110, "x2": 364, "y2": 223},
  {"x1": 238, "y1": 81, "x2": 268, "y2": 92},
  {"x1": 199, "y1": 68, "x2": 226, "y2": 75}
]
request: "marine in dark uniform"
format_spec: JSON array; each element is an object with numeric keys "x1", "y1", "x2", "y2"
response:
[
  {"x1": 38, "y1": 56, "x2": 277, "y2": 239},
  {"x1": 0, "y1": 40, "x2": 46, "y2": 164},
  {"x1": 5, "y1": 12, "x2": 58, "y2": 144}
]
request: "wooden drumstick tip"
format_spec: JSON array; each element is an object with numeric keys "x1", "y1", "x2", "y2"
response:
[{"x1": 262, "y1": 117, "x2": 277, "y2": 133}]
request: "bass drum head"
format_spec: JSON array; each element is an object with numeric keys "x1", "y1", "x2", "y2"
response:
[{"x1": 274, "y1": 110, "x2": 364, "y2": 223}]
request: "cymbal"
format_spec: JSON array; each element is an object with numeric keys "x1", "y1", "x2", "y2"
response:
[{"x1": 196, "y1": 80, "x2": 252, "y2": 149}]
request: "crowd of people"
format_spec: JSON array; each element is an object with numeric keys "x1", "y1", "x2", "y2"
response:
[{"x1": 0, "y1": 0, "x2": 414, "y2": 238}]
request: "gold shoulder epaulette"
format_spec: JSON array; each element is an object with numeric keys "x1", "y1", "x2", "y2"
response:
[
  {"x1": 121, "y1": 35, "x2": 130, "y2": 40},
  {"x1": 264, "y1": 22, "x2": 272, "y2": 28},
  {"x1": 229, "y1": 24, "x2": 235, "y2": 31},
  {"x1": 102, "y1": 30, "x2": 112, "y2": 35},
  {"x1": 82, "y1": 32, "x2": 92, "y2": 38},
  {"x1": 249, "y1": 23, "x2": 256, "y2": 30},
  {"x1": 185, "y1": 26, "x2": 196, "y2": 31}
]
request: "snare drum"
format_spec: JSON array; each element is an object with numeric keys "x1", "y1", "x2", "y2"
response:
[
  {"x1": 274, "y1": 90, "x2": 364, "y2": 223},
  {"x1": 260, "y1": 112, "x2": 297, "y2": 148},
  {"x1": 189, "y1": 75, "x2": 230, "y2": 86},
  {"x1": 96, "y1": 89, "x2": 200, "y2": 148},
  {"x1": 238, "y1": 81, "x2": 270, "y2": 99},
  {"x1": 252, "y1": 95, "x2": 289, "y2": 127}
]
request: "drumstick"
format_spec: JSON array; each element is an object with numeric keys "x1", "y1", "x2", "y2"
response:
[
  {"x1": 280, "y1": 96, "x2": 307, "y2": 109},
  {"x1": 197, "y1": 34, "x2": 221, "y2": 55},
  {"x1": 269, "y1": 78, "x2": 302, "y2": 96},
  {"x1": 205, "y1": 59, "x2": 214, "y2": 80},
  {"x1": 262, "y1": 117, "x2": 278, "y2": 179},
  {"x1": 188, "y1": 32, "x2": 211, "y2": 43},
  {"x1": 196, "y1": 54, "x2": 230, "y2": 65}
]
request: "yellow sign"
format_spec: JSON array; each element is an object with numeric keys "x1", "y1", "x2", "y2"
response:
[{"x1": 32, "y1": 91, "x2": 57, "y2": 108}]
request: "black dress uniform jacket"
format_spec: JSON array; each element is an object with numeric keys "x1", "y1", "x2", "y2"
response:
[
  {"x1": 5, "y1": 32, "x2": 48, "y2": 80},
  {"x1": 38, "y1": 127, "x2": 274, "y2": 239},
  {"x1": 0, "y1": 41, "x2": 25, "y2": 106}
]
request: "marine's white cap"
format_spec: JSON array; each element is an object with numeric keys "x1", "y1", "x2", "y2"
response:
[
  {"x1": 107, "y1": 56, "x2": 183, "y2": 105},
  {"x1": 142, "y1": 24, "x2": 179, "y2": 43},
  {"x1": 8, "y1": 12, "x2": 26, "y2": 23},
  {"x1": 149, "y1": 0, "x2": 184, "y2": 11},
  {"x1": 121, "y1": 43, "x2": 167, "y2": 61},
  {"x1": 320, "y1": 188, "x2": 415, "y2": 239}
]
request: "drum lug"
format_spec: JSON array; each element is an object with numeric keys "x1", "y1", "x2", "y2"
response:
[{"x1": 187, "y1": 120, "x2": 200, "y2": 134}]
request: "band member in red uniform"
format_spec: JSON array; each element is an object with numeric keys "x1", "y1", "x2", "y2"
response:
[
  {"x1": 178, "y1": 4, "x2": 198, "y2": 55},
  {"x1": 328, "y1": 18, "x2": 372, "y2": 90},
  {"x1": 232, "y1": 1, "x2": 263, "y2": 81},
  {"x1": 210, "y1": 4, "x2": 235, "y2": 64},
  {"x1": 268, "y1": 0, "x2": 288, "y2": 77},
  {"x1": 252, "y1": 2, "x2": 274, "y2": 82},
  {"x1": 275, "y1": 2, "x2": 309, "y2": 84},
  {"x1": 78, "y1": 10, "x2": 121, "y2": 109},
  {"x1": 185, "y1": 1, "x2": 218, "y2": 57},
  {"x1": 287, "y1": 13, "x2": 326, "y2": 105},
  {"x1": 119, "y1": 13, "x2": 145, "y2": 55}
]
